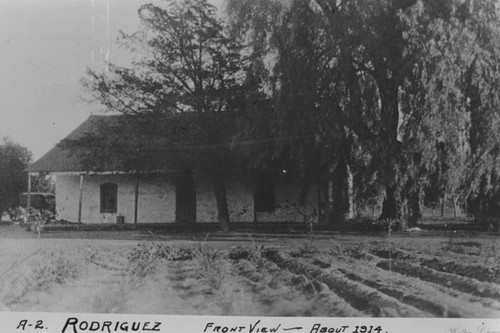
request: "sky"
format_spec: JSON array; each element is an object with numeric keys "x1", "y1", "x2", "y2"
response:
[{"x1": 0, "y1": 0, "x2": 164, "y2": 160}]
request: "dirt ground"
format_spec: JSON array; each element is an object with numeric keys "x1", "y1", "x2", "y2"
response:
[{"x1": 0, "y1": 224, "x2": 498, "y2": 317}]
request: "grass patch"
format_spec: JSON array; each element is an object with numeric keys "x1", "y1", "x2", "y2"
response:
[
  {"x1": 128, "y1": 242, "x2": 193, "y2": 278},
  {"x1": 192, "y1": 244, "x2": 226, "y2": 292},
  {"x1": 32, "y1": 251, "x2": 79, "y2": 290},
  {"x1": 1, "y1": 250, "x2": 79, "y2": 306},
  {"x1": 290, "y1": 242, "x2": 319, "y2": 258}
]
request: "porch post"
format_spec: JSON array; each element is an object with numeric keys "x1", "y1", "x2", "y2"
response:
[
  {"x1": 77, "y1": 174, "x2": 84, "y2": 223},
  {"x1": 317, "y1": 182, "x2": 321, "y2": 224},
  {"x1": 253, "y1": 188, "x2": 257, "y2": 224},
  {"x1": 134, "y1": 176, "x2": 139, "y2": 226},
  {"x1": 27, "y1": 173, "x2": 32, "y2": 213}
]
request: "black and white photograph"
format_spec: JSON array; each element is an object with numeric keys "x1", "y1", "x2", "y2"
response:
[{"x1": 0, "y1": 0, "x2": 499, "y2": 324}]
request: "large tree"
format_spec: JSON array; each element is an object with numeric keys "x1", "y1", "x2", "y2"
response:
[
  {"x1": 453, "y1": 0, "x2": 500, "y2": 221},
  {"x1": 81, "y1": 0, "x2": 247, "y2": 231},
  {"x1": 227, "y1": 0, "x2": 361, "y2": 224},
  {"x1": 0, "y1": 138, "x2": 31, "y2": 214},
  {"x1": 395, "y1": 0, "x2": 500, "y2": 222},
  {"x1": 227, "y1": 0, "x2": 500, "y2": 227},
  {"x1": 227, "y1": 0, "x2": 416, "y2": 223},
  {"x1": 317, "y1": 0, "x2": 500, "y2": 225}
]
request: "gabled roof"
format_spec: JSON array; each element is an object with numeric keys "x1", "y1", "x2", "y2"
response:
[
  {"x1": 28, "y1": 115, "x2": 123, "y2": 173},
  {"x1": 28, "y1": 113, "x2": 239, "y2": 174}
]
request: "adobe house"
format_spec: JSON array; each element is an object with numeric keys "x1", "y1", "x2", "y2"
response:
[{"x1": 27, "y1": 115, "x2": 319, "y2": 225}]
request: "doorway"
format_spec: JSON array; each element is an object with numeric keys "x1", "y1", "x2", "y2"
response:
[{"x1": 175, "y1": 170, "x2": 196, "y2": 223}]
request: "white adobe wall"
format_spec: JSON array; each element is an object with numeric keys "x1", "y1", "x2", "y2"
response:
[
  {"x1": 195, "y1": 179, "x2": 254, "y2": 223},
  {"x1": 227, "y1": 180, "x2": 255, "y2": 222},
  {"x1": 195, "y1": 178, "x2": 317, "y2": 223},
  {"x1": 195, "y1": 181, "x2": 218, "y2": 222},
  {"x1": 255, "y1": 182, "x2": 318, "y2": 223},
  {"x1": 56, "y1": 174, "x2": 176, "y2": 224},
  {"x1": 56, "y1": 175, "x2": 81, "y2": 223},
  {"x1": 55, "y1": 173, "x2": 317, "y2": 224}
]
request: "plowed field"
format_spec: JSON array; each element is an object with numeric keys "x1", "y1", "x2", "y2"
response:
[{"x1": 0, "y1": 228, "x2": 498, "y2": 317}]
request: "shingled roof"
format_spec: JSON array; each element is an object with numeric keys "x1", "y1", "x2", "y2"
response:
[
  {"x1": 27, "y1": 115, "x2": 123, "y2": 173},
  {"x1": 28, "y1": 112, "x2": 239, "y2": 174}
]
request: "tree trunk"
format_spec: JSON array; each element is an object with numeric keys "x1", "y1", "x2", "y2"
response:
[
  {"x1": 318, "y1": 174, "x2": 330, "y2": 225},
  {"x1": 408, "y1": 189, "x2": 422, "y2": 227},
  {"x1": 441, "y1": 193, "x2": 447, "y2": 217},
  {"x1": 330, "y1": 153, "x2": 352, "y2": 224},
  {"x1": 327, "y1": 167, "x2": 335, "y2": 225},
  {"x1": 330, "y1": 170, "x2": 344, "y2": 224},
  {"x1": 212, "y1": 172, "x2": 230, "y2": 232},
  {"x1": 377, "y1": 78, "x2": 403, "y2": 225},
  {"x1": 345, "y1": 162, "x2": 354, "y2": 220},
  {"x1": 452, "y1": 195, "x2": 459, "y2": 218},
  {"x1": 380, "y1": 185, "x2": 402, "y2": 221}
]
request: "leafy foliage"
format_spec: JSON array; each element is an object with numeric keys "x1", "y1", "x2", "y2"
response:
[
  {"x1": 0, "y1": 138, "x2": 31, "y2": 214},
  {"x1": 227, "y1": 0, "x2": 500, "y2": 223},
  {"x1": 79, "y1": 0, "x2": 251, "y2": 230},
  {"x1": 75, "y1": 0, "x2": 500, "y2": 226}
]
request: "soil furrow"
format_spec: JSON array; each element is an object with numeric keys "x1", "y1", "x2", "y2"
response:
[
  {"x1": 232, "y1": 258, "x2": 363, "y2": 317},
  {"x1": 371, "y1": 248, "x2": 500, "y2": 284},
  {"x1": 337, "y1": 269, "x2": 449, "y2": 317},
  {"x1": 265, "y1": 250, "x2": 428, "y2": 317},
  {"x1": 420, "y1": 259, "x2": 500, "y2": 284},
  {"x1": 376, "y1": 260, "x2": 500, "y2": 301},
  {"x1": 336, "y1": 266, "x2": 500, "y2": 318}
]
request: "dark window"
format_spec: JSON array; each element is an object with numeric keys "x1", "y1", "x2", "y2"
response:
[
  {"x1": 254, "y1": 172, "x2": 275, "y2": 212},
  {"x1": 100, "y1": 183, "x2": 117, "y2": 213}
]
